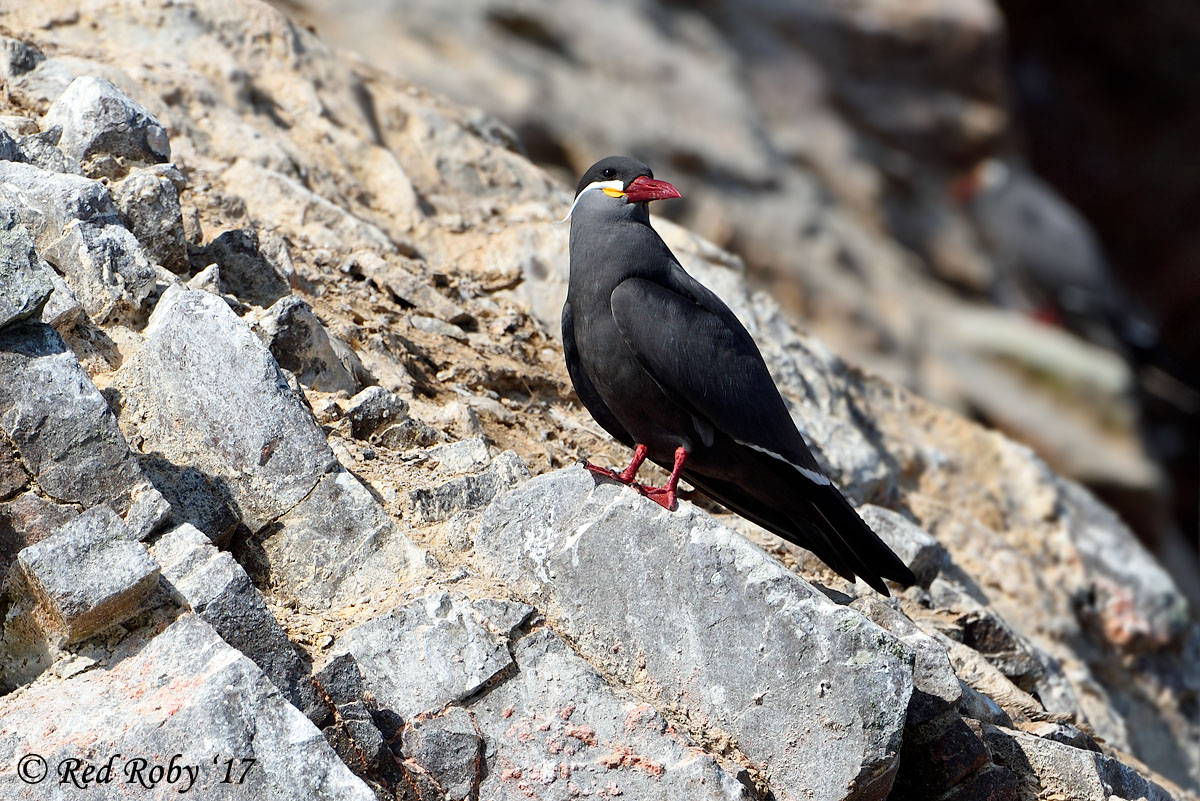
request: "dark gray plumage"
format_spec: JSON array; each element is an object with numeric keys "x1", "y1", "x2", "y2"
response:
[{"x1": 563, "y1": 156, "x2": 915, "y2": 595}]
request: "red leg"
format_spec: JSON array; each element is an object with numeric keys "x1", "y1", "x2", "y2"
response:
[
  {"x1": 641, "y1": 446, "x2": 688, "y2": 511},
  {"x1": 584, "y1": 443, "x2": 649, "y2": 485}
]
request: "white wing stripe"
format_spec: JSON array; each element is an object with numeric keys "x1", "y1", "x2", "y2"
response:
[{"x1": 736, "y1": 439, "x2": 831, "y2": 486}]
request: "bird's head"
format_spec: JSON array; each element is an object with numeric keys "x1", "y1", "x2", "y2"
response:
[{"x1": 561, "y1": 156, "x2": 681, "y2": 222}]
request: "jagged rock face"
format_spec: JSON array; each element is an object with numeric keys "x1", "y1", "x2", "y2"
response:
[{"x1": 0, "y1": 2, "x2": 1194, "y2": 801}]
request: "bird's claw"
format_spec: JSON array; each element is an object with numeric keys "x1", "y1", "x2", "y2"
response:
[
  {"x1": 633, "y1": 482, "x2": 676, "y2": 511},
  {"x1": 583, "y1": 460, "x2": 629, "y2": 483}
]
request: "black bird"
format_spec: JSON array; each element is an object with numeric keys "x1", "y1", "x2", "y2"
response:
[{"x1": 562, "y1": 156, "x2": 915, "y2": 595}]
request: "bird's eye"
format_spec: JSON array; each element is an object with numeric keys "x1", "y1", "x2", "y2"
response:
[{"x1": 601, "y1": 168, "x2": 615, "y2": 179}]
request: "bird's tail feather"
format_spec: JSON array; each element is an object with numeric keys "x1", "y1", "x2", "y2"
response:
[{"x1": 683, "y1": 470, "x2": 915, "y2": 595}]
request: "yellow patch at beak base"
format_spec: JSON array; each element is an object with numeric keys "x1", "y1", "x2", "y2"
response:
[{"x1": 602, "y1": 187, "x2": 627, "y2": 198}]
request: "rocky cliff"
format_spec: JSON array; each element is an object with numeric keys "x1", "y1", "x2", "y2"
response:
[{"x1": 0, "y1": 1, "x2": 1195, "y2": 800}]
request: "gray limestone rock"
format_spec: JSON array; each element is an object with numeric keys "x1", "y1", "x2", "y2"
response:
[
  {"x1": 0, "y1": 492, "x2": 78, "y2": 585},
  {"x1": 1059, "y1": 477, "x2": 1190, "y2": 652},
  {"x1": 332, "y1": 592, "x2": 517, "y2": 721},
  {"x1": 37, "y1": 266, "x2": 84, "y2": 330},
  {"x1": 421, "y1": 437, "x2": 491, "y2": 475},
  {"x1": 344, "y1": 385, "x2": 409, "y2": 440},
  {"x1": 852, "y1": 595, "x2": 962, "y2": 726},
  {"x1": 312, "y1": 654, "x2": 398, "y2": 789},
  {"x1": 857, "y1": 504, "x2": 948, "y2": 587},
  {"x1": 475, "y1": 465, "x2": 915, "y2": 801},
  {"x1": 201, "y1": 228, "x2": 290, "y2": 307},
  {"x1": 151, "y1": 523, "x2": 320, "y2": 719},
  {"x1": 0, "y1": 435, "x2": 25, "y2": 501},
  {"x1": 0, "y1": 160, "x2": 155, "y2": 322},
  {"x1": 261, "y1": 469, "x2": 426, "y2": 609},
  {"x1": 122, "y1": 484, "x2": 172, "y2": 541},
  {"x1": 982, "y1": 724, "x2": 1177, "y2": 801},
  {"x1": 336, "y1": 592, "x2": 749, "y2": 798},
  {"x1": 115, "y1": 286, "x2": 337, "y2": 533},
  {"x1": 400, "y1": 707, "x2": 482, "y2": 800},
  {"x1": 257, "y1": 295, "x2": 359, "y2": 394},
  {"x1": 408, "y1": 449, "x2": 529, "y2": 523},
  {"x1": 111, "y1": 165, "x2": 188, "y2": 272},
  {"x1": 13, "y1": 505, "x2": 159, "y2": 644},
  {"x1": 0, "y1": 613, "x2": 375, "y2": 800},
  {"x1": 16, "y1": 125, "x2": 81, "y2": 174},
  {"x1": 0, "y1": 128, "x2": 22, "y2": 162},
  {"x1": 0, "y1": 322, "x2": 145, "y2": 513},
  {"x1": 0, "y1": 201, "x2": 52, "y2": 330},
  {"x1": 375, "y1": 417, "x2": 444, "y2": 450},
  {"x1": 471, "y1": 627, "x2": 752, "y2": 800},
  {"x1": 42, "y1": 75, "x2": 171, "y2": 170}
]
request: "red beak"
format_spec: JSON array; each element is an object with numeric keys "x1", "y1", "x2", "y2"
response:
[{"x1": 623, "y1": 175, "x2": 681, "y2": 204}]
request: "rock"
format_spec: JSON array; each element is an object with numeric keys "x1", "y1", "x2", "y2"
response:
[
  {"x1": 185, "y1": 263, "x2": 219, "y2": 294},
  {"x1": 0, "y1": 492, "x2": 78, "y2": 585},
  {"x1": 0, "y1": 160, "x2": 155, "y2": 322},
  {"x1": 151, "y1": 523, "x2": 320, "y2": 718},
  {"x1": 357, "y1": 251, "x2": 474, "y2": 326},
  {"x1": 110, "y1": 165, "x2": 188, "y2": 272},
  {"x1": 408, "y1": 449, "x2": 529, "y2": 523},
  {"x1": 122, "y1": 484, "x2": 172, "y2": 541},
  {"x1": 0, "y1": 201, "x2": 52, "y2": 329},
  {"x1": 471, "y1": 627, "x2": 752, "y2": 800},
  {"x1": 0, "y1": 613, "x2": 375, "y2": 800},
  {"x1": 199, "y1": 228, "x2": 291, "y2": 308},
  {"x1": 410, "y1": 313, "x2": 468, "y2": 341},
  {"x1": 37, "y1": 266, "x2": 84, "y2": 330},
  {"x1": 115, "y1": 286, "x2": 337, "y2": 533},
  {"x1": 336, "y1": 593, "x2": 749, "y2": 798},
  {"x1": 0, "y1": 38, "x2": 77, "y2": 108},
  {"x1": 982, "y1": 724, "x2": 1177, "y2": 801},
  {"x1": 857, "y1": 504, "x2": 948, "y2": 587},
  {"x1": 16, "y1": 126, "x2": 80, "y2": 174},
  {"x1": 1023, "y1": 721, "x2": 1101, "y2": 753},
  {"x1": 476, "y1": 466, "x2": 914, "y2": 800},
  {"x1": 375, "y1": 417, "x2": 444, "y2": 450},
  {"x1": 261, "y1": 469, "x2": 426, "y2": 609},
  {"x1": 42, "y1": 75, "x2": 170, "y2": 172},
  {"x1": 1059, "y1": 478, "x2": 1190, "y2": 652},
  {"x1": 257, "y1": 295, "x2": 359, "y2": 394},
  {"x1": 0, "y1": 322, "x2": 145, "y2": 513},
  {"x1": 312, "y1": 654, "x2": 401, "y2": 789},
  {"x1": 0, "y1": 116, "x2": 37, "y2": 138},
  {"x1": 958, "y1": 680, "x2": 1014, "y2": 727},
  {"x1": 852, "y1": 596, "x2": 962, "y2": 726},
  {"x1": 421, "y1": 437, "x2": 491, "y2": 474},
  {"x1": 891, "y1": 716, "x2": 993, "y2": 800},
  {"x1": 400, "y1": 707, "x2": 482, "y2": 800},
  {"x1": 222, "y1": 159, "x2": 397, "y2": 254},
  {"x1": 333, "y1": 593, "x2": 518, "y2": 721},
  {"x1": 0, "y1": 436, "x2": 25, "y2": 501},
  {"x1": 12, "y1": 505, "x2": 159, "y2": 645},
  {"x1": 344, "y1": 385, "x2": 409, "y2": 440},
  {"x1": 0, "y1": 128, "x2": 22, "y2": 162}
]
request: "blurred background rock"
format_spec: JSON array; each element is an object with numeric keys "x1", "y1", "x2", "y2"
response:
[{"x1": 269, "y1": 0, "x2": 1198, "y2": 598}]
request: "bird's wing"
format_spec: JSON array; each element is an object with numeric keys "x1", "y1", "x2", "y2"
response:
[
  {"x1": 609, "y1": 276, "x2": 819, "y2": 471},
  {"x1": 610, "y1": 277, "x2": 914, "y2": 594},
  {"x1": 562, "y1": 300, "x2": 635, "y2": 447}
]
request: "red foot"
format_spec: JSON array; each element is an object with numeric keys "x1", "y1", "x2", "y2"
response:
[
  {"x1": 585, "y1": 445, "x2": 689, "y2": 511},
  {"x1": 632, "y1": 446, "x2": 688, "y2": 511},
  {"x1": 584, "y1": 444, "x2": 649, "y2": 485}
]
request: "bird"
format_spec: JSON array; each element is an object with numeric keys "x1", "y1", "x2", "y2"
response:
[
  {"x1": 952, "y1": 158, "x2": 1160, "y2": 359},
  {"x1": 561, "y1": 155, "x2": 915, "y2": 595}
]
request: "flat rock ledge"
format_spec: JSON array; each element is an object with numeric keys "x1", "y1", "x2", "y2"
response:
[{"x1": 476, "y1": 465, "x2": 916, "y2": 801}]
